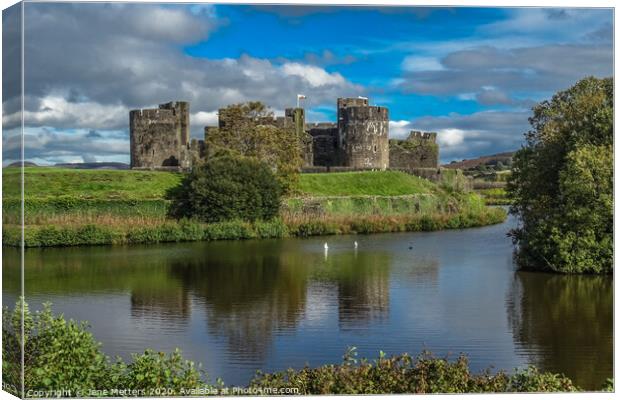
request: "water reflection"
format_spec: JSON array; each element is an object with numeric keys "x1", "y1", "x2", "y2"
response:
[
  {"x1": 507, "y1": 271, "x2": 613, "y2": 389},
  {"x1": 1, "y1": 220, "x2": 613, "y2": 390}
]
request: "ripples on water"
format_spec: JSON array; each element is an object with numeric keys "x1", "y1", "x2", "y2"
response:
[{"x1": 2, "y1": 215, "x2": 612, "y2": 390}]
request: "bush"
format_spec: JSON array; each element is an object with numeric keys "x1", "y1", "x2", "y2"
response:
[
  {"x1": 249, "y1": 348, "x2": 580, "y2": 394},
  {"x1": 508, "y1": 76, "x2": 612, "y2": 274},
  {"x1": 169, "y1": 155, "x2": 282, "y2": 223},
  {"x1": 3, "y1": 299, "x2": 110, "y2": 396},
  {"x1": 2, "y1": 301, "x2": 213, "y2": 397}
]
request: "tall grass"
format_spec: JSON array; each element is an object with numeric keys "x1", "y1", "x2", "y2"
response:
[{"x1": 3, "y1": 167, "x2": 507, "y2": 248}]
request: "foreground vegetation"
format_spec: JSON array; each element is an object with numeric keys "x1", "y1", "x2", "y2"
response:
[
  {"x1": 4, "y1": 301, "x2": 610, "y2": 397},
  {"x1": 3, "y1": 167, "x2": 505, "y2": 247},
  {"x1": 508, "y1": 76, "x2": 612, "y2": 274}
]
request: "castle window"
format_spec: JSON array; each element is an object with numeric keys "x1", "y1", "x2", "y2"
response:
[{"x1": 374, "y1": 145, "x2": 377, "y2": 153}]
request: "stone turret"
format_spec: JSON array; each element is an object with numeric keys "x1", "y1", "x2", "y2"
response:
[
  {"x1": 129, "y1": 101, "x2": 192, "y2": 170},
  {"x1": 337, "y1": 97, "x2": 389, "y2": 170}
]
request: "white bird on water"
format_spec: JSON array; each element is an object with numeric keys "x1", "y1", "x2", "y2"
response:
[
  {"x1": 324, "y1": 242, "x2": 329, "y2": 250},
  {"x1": 354, "y1": 241, "x2": 358, "y2": 249}
]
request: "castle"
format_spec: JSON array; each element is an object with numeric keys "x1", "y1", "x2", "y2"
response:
[{"x1": 129, "y1": 97, "x2": 438, "y2": 171}]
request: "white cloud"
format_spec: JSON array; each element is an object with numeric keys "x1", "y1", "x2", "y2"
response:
[
  {"x1": 389, "y1": 120, "x2": 411, "y2": 138},
  {"x1": 280, "y1": 63, "x2": 346, "y2": 88},
  {"x1": 191, "y1": 111, "x2": 219, "y2": 127},
  {"x1": 436, "y1": 128, "x2": 467, "y2": 147},
  {"x1": 401, "y1": 56, "x2": 444, "y2": 72},
  {"x1": 4, "y1": 96, "x2": 127, "y2": 130}
]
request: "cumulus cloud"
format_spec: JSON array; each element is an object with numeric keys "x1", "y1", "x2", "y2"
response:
[
  {"x1": 280, "y1": 63, "x2": 347, "y2": 88},
  {"x1": 6, "y1": 3, "x2": 363, "y2": 163},
  {"x1": 400, "y1": 44, "x2": 612, "y2": 96},
  {"x1": 388, "y1": 120, "x2": 411, "y2": 139}
]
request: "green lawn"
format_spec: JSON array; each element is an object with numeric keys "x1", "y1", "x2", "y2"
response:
[
  {"x1": 5, "y1": 168, "x2": 438, "y2": 199},
  {"x1": 3, "y1": 167, "x2": 183, "y2": 200},
  {"x1": 296, "y1": 170, "x2": 436, "y2": 196}
]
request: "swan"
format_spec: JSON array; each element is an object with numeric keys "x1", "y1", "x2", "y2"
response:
[
  {"x1": 354, "y1": 241, "x2": 358, "y2": 249},
  {"x1": 324, "y1": 243, "x2": 329, "y2": 250}
]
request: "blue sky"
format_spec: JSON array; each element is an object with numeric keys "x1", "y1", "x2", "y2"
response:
[{"x1": 2, "y1": 4, "x2": 614, "y2": 165}]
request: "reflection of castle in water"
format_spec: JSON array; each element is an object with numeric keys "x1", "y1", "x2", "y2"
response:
[{"x1": 130, "y1": 288, "x2": 191, "y2": 322}]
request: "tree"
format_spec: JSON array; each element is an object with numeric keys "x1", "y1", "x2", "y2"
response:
[
  {"x1": 204, "y1": 102, "x2": 305, "y2": 192},
  {"x1": 169, "y1": 155, "x2": 282, "y2": 223},
  {"x1": 507, "y1": 76, "x2": 612, "y2": 274}
]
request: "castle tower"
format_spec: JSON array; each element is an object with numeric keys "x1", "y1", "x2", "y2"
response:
[
  {"x1": 129, "y1": 101, "x2": 191, "y2": 169},
  {"x1": 337, "y1": 97, "x2": 389, "y2": 170}
]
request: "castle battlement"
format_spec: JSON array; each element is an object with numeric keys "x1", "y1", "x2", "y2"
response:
[
  {"x1": 407, "y1": 130, "x2": 437, "y2": 142},
  {"x1": 130, "y1": 97, "x2": 439, "y2": 172}
]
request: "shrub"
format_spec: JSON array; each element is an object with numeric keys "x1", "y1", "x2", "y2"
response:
[
  {"x1": 169, "y1": 155, "x2": 282, "y2": 223},
  {"x1": 3, "y1": 299, "x2": 110, "y2": 396},
  {"x1": 2, "y1": 301, "x2": 213, "y2": 397},
  {"x1": 249, "y1": 349, "x2": 581, "y2": 394}
]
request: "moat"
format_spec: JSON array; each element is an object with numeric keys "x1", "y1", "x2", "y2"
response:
[{"x1": 3, "y1": 214, "x2": 612, "y2": 390}]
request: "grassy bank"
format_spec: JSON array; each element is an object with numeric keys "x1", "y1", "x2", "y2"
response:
[
  {"x1": 3, "y1": 168, "x2": 506, "y2": 247},
  {"x1": 477, "y1": 188, "x2": 511, "y2": 205}
]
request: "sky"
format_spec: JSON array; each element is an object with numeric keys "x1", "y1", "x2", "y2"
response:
[{"x1": 1, "y1": 3, "x2": 614, "y2": 165}]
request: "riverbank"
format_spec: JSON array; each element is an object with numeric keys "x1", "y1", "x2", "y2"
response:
[{"x1": 3, "y1": 167, "x2": 506, "y2": 247}]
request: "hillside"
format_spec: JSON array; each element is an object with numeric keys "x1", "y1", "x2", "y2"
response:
[
  {"x1": 296, "y1": 170, "x2": 436, "y2": 196},
  {"x1": 2, "y1": 167, "x2": 183, "y2": 200},
  {"x1": 4, "y1": 168, "x2": 438, "y2": 200},
  {"x1": 444, "y1": 152, "x2": 514, "y2": 170}
]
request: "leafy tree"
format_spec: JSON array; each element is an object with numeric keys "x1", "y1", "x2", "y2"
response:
[
  {"x1": 205, "y1": 102, "x2": 305, "y2": 192},
  {"x1": 169, "y1": 155, "x2": 282, "y2": 223},
  {"x1": 508, "y1": 76, "x2": 612, "y2": 274}
]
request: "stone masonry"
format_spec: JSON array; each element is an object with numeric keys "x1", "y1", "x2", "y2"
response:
[
  {"x1": 130, "y1": 97, "x2": 438, "y2": 172},
  {"x1": 130, "y1": 101, "x2": 205, "y2": 170},
  {"x1": 389, "y1": 130, "x2": 439, "y2": 169}
]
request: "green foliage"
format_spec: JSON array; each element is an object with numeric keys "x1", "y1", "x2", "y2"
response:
[
  {"x1": 3, "y1": 299, "x2": 109, "y2": 396},
  {"x1": 508, "y1": 76, "x2": 612, "y2": 274},
  {"x1": 250, "y1": 349, "x2": 580, "y2": 394},
  {"x1": 204, "y1": 102, "x2": 304, "y2": 191},
  {"x1": 109, "y1": 350, "x2": 204, "y2": 395},
  {"x1": 4, "y1": 219, "x2": 290, "y2": 247},
  {"x1": 169, "y1": 155, "x2": 282, "y2": 223},
  {"x1": 2, "y1": 301, "x2": 213, "y2": 397},
  {"x1": 477, "y1": 188, "x2": 511, "y2": 205}
]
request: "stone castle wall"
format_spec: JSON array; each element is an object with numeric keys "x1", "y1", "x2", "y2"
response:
[
  {"x1": 131, "y1": 98, "x2": 437, "y2": 173},
  {"x1": 308, "y1": 123, "x2": 340, "y2": 167},
  {"x1": 389, "y1": 130, "x2": 439, "y2": 169},
  {"x1": 130, "y1": 101, "x2": 203, "y2": 170}
]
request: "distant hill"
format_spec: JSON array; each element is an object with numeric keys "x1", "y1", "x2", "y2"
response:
[
  {"x1": 54, "y1": 162, "x2": 130, "y2": 170},
  {"x1": 443, "y1": 152, "x2": 515, "y2": 170},
  {"x1": 6, "y1": 161, "x2": 38, "y2": 167}
]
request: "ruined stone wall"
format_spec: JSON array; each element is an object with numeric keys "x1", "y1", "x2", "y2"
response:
[
  {"x1": 340, "y1": 105, "x2": 389, "y2": 170},
  {"x1": 159, "y1": 101, "x2": 189, "y2": 144},
  {"x1": 130, "y1": 109, "x2": 179, "y2": 168},
  {"x1": 130, "y1": 101, "x2": 191, "y2": 170},
  {"x1": 389, "y1": 130, "x2": 439, "y2": 169}
]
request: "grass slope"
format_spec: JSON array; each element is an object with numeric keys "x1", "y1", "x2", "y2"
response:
[
  {"x1": 296, "y1": 171, "x2": 436, "y2": 196},
  {"x1": 2, "y1": 167, "x2": 506, "y2": 247},
  {"x1": 3, "y1": 167, "x2": 183, "y2": 200}
]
